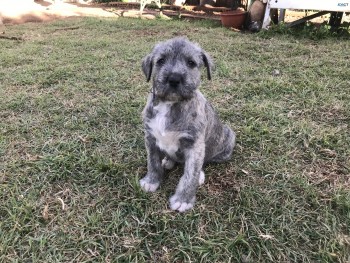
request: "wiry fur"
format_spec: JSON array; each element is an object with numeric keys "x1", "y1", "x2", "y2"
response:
[{"x1": 140, "y1": 37, "x2": 236, "y2": 212}]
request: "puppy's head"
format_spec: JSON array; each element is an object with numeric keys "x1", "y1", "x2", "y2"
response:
[{"x1": 142, "y1": 37, "x2": 214, "y2": 101}]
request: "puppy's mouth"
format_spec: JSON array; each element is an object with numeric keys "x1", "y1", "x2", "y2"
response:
[
  {"x1": 154, "y1": 85, "x2": 194, "y2": 101},
  {"x1": 154, "y1": 75, "x2": 195, "y2": 101}
]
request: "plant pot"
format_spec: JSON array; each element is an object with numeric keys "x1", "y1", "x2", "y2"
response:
[{"x1": 220, "y1": 10, "x2": 247, "y2": 29}]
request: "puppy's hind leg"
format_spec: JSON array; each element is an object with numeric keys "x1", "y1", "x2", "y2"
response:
[
  {"x1": 210, "y1": 126, "x2": 236, "y2": 163},
  {"x1": 199, "y1": 170, "x2": 205, "y2": 186},
  {"x1": 162, "y1": 157, "x2": 175, "y2": 170}
]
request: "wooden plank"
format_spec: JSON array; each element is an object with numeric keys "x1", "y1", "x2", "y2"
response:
[{"x1": 286, "y1": 11, "x2": 330, "y2": 27}]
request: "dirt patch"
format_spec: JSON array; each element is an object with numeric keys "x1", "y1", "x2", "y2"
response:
[
  {"x1": 0, "y1": 0, "x2": 118, "y2": 25},
  {"x1": 0, "y1": 0, "x2": 348, "y2": 30},
  {"x1": 0, "y1": 0, "x2": 230, "y2": 26}
]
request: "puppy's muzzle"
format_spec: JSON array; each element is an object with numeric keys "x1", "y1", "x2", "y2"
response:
[{"x1": 168, "y1": 73, "x2": 183, "y2": 88}]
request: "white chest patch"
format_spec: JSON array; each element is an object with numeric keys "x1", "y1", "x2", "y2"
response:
[{"x1": 148, "y1": 102, "x2": 185, "y2": 158}]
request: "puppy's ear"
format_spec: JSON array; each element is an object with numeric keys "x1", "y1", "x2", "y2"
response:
[
  {"x1": 201, "y1": 51, "x2": 214, "y2": 81},
  {"x1": 142, "y1": 54, "x2": 153, "y2": 82}
]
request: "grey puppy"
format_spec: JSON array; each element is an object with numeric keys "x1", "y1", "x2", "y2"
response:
[{"x1": 140, "y1": 37, "x2": 235, "y2": 212}]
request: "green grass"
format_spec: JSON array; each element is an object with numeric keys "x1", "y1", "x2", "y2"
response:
[{"x1": 0, "y1": 17, "x2": 349, "y2": 262}]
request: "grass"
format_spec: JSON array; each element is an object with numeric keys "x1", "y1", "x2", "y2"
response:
[{"x1": 0, "y1": 17, "x2": 349, "y2": 262}]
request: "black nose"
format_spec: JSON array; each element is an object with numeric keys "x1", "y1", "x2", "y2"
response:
[{"x1": 168, "y1": 73, "x2": 182, "y2": 88}]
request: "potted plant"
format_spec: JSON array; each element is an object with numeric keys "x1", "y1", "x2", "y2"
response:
[{"x1": 220, "y1": 0, "x2": 247, "y2": 29}]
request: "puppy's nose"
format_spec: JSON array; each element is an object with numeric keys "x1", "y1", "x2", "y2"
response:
[{"x1": 168, "y1": 73, "x2": 182, "y2": 88}]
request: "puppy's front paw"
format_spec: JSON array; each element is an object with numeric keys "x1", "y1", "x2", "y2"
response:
[
  {"x1": 169, "y1": 195, "x2": 195, "y2": 212},
  {"x1": 139, "y1": 177, "x2": 160, "y2": 192}
]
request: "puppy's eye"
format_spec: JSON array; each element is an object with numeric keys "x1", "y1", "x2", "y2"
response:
[
  {"x1": 157, "y1": 58, "x2": 165, "y2": 65},
  {"x1": 187, "y1": 60, "x2": 196, "y2": 67}
]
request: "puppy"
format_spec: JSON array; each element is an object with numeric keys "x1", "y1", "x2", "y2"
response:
[{"x1": 140, "y1": 37, "x2": 235, "y2": 212}]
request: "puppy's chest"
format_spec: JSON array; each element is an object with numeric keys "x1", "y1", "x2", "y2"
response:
[{"x1": 146, "y1": 102, "x2": 187, "y2": 157}]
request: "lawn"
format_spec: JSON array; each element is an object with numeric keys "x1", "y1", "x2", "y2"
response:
[{"x1": 0, "y1": 17, "x2": 349, "y2": 262}]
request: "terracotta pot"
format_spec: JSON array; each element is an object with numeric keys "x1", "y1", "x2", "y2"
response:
[{"x1": 220, "y1": 10, "x2": 247, "y2": 29}]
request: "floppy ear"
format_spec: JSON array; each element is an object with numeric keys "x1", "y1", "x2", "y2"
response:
[
  {"x1": 142, "y1": 54, "x2": 153, "y2": 82},
  {"x1": 201, "y1": 51, "x2": 214, "y2": 81}
]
